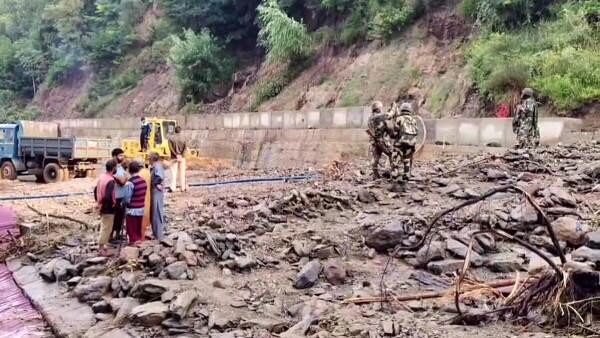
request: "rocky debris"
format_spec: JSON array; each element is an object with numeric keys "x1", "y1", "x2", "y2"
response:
[
  {"x1": 85, "y1": 256, "x2": 109, "y2": 265},
  {"x1": 416, "y1": 241, "x2": 445, "y2": 267},
  {"x1": 148, "y1": 253, "x2": 162, "y2": 266},
  {"x1": 510, "y1": 202, "x2": 538, "y2": 224},
  {"x1": 572, "y1": 246, "x2": 600, "y2": 266},
  {"x1": 169, "y1": 289, "x2": 199, "y2": 319},
  {"x1": 182, "y1": 251, "x2": 198, "y2": 266},
  {"x1": 552, "y1": 217, "x2": 589, "y2": 247},
  {"x1": 543, "y1": 187, "x2": 577, "y2": 208},
  {"x1": 365, "y1": 221, "x2": 414, "y2": 252},
  {"x1": 39, "y1": 258, "x2": 75, "y2": 282},
  {"x1": 112, "y1": 297, "x2": 140, "y2": 325},
  {"x1": 131, "y1": 279, "x2": 171, "y2": 299},
  {"x1": 474, "y1": 233, "x2": 496, "y2": 253},
  {"x1": 294, "y1": 260, "x2": 322, "y2": 289},
  {"x1": 280, "y1": 299, "x2": 329, "y2": 338},
  {"x1": 587, "y1": 231, "x2": 600, "y2": 249},
  {"x1": 427, "y1": 259, "x2": 464, "y2": 275},
  {"x1": 112, "y1": 271, "x2": 139, "y2": 297},
  {"x1": 445, "y1": 238, "x2": 484, "y2": 266},
  {"x1": 92, "y1": 300, "x2": 112, "y2": 314},
  {"x1": 485, "y1": 168, "x2": 509, "y2": 180},
  {"x1": 119, "y1": 246, "x2": 140, "y2": 262},
  {"x1": 323, "y1": 260, "x2": 347, "y2": 285},
  {"x1": 485, "y1": 253, "x2": 525, "y2": 273},
  {"x1": 209, "y1": 310, "x2": 239, "y2": 330},
  {"x1": 165, "y1": 261, "x2": 189, "y2": 280},
  {"x1": 130, "y1": 301, "x2": 169, "y2": 326},
  {"x1": 292, "y1": 240, "x2": 313, "y2": 257},
  {"x1": 357, "y1": 189, "x2": 376, "y2": 203},
  {"x1": 266, "y1": 188, "x2": 352, "y2": 219},
  {"x1": 67, "y1": 276, "x2": 81, "y2": 287},
  {"x1": 73, "y1": 276, "x2": 112, "y2": 303},
  {"x1": 175, "y1": 231, "x2": 193, "y2": 256}
]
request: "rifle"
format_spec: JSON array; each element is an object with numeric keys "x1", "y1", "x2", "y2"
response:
[{"x1": 366, "y1": 130, "x2": 391, "y2": 156}]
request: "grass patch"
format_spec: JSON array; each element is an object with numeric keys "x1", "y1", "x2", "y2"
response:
[{"x1": 467, "y1": 2, "x2": 600, "y2": 110}]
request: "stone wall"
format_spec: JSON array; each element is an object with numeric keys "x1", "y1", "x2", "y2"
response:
[{"x1": 55, "y1": 107, "x2": 582, "y2": 169}]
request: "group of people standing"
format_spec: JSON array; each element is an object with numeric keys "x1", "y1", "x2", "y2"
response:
[
  {"x1": 94, "y1": 144, "x2": 187, "y2": 256},
  {"x1": 367, "y1": 100, "x2": 419, "y2": 181}
]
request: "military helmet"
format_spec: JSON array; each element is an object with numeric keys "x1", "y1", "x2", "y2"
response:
[
  {"x1": 521, "y1": 88, "x2": 534, "y2": 98},
  {"x1": 371, "y1": 101, "x2": 383, "y2": 113},
  {"x1": 400, "y1": 102, "x2": 413, "y2": 113}
]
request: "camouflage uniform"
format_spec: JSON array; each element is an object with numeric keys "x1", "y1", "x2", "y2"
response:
[
  {"x1": 513, "y1": 88, "x2": 540, "y2": 149},
  {"x1": 390, "y1": 102, "x2": 418, "y2": 181},
  {"x1": 367, "y1": 101, "x2": 391, "y2": 179}
]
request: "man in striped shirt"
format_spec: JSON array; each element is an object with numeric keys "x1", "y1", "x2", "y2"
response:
[{"x1": 123, "y1": 161, "x2": 148, "y2": 245}]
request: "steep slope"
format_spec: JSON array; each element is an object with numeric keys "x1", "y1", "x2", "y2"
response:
[{"x1": 31, "y1": 2, "x2": 481, "y2": 119}]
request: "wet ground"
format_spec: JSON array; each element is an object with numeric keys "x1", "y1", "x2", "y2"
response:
[{"x1": 1, "y1": 144, "x2": 599, "y2": 337}]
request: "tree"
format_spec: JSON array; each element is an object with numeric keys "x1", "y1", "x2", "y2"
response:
[
  {"x1": 257, "y1": 0, "x2": 313, "y2": 63},
  {"x1": 168, "y1": 29, "x2": 234, "y2": 103}
]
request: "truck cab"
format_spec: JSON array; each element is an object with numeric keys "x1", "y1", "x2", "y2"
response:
[{"x1": 0, "y1": 124, "x2": 24, "y2": 179}]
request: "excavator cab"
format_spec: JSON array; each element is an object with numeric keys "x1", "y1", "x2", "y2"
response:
[{"x1": 122, "y1": 118, "x2": 178, "y2": 162}]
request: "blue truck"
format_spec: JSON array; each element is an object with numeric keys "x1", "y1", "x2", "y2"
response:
[{"x1": 0, "y1": 121, "x2": 111, "y2": 183}]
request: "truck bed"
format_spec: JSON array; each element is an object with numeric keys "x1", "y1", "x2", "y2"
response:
[{"x1": 19, "y1": 137, "x2": 112, "y2": 160}]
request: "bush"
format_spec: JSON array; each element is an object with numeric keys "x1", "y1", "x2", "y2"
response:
[
  {"x1": 257, "y1": 0, "x2": 313, "y2": 63},
  {"x1": 168, "y1": 29, "x2": 234, "y2": 103},
  {"x1": 47, "y1": 55, "x2": 80, "y2": 86},
  {"x1": 369, "y1": 3, "x2": 414, "y2": 40},
  {"x1": 87, "y1": 26, "x2": 136, "y2": 65},
  {"x1": 459, "y1": 0, "x2": 554, "y2": 31},
  {"x1": 110, "y1": 68, "x2": 142, "y2": 91},
  {"x1": 467, "y1": 2, "x2": 600, "y2": 110}
]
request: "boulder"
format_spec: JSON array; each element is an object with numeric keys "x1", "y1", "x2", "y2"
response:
[
  {"x1": 547, "y1": 187, "x2": 577, "y2": 208},
  {"x1": 357, "y1": 189, "x2": 376, "y2": 203},
  {"x1": 119, "y1": 246, "x2": 140, "y2": 263},
  {"x1": 92, "y1": 300, "x2": 112, "y2": 314},
  {"x1": 587, "y1": 231, "x2": 600, "y2": 249},
  {"x1": 182, "y1": 251, "x2": 198, "y2": 266},
  {"x1": 86, "y1": 257, "x2": 109, "y2": 265},
  {"x1": 552, "y1": 217, "x2": 589, "y2": 247},
  {"x1": 175, "y1": 231, "x2": 193, "y2": 256},
  {"x1": 112, "y1": 297, "x2": 140, "y2": 325},
  {"x1": 169, "y1": 290, "x2": 199, "y2": 319},
  {"x1": 234, "y1": 255, "x2": 256, "y2": 270},
  {"x1": 474, "y1": 233, "x2": 496, "y2": 253},
  {"x1": 130, "y1": 301, "x2": 169, "y2": 327},
  {"x1": 445, "y1": 238, "x2": 484, "y2": 266},
  {"x1": 39, "y1": 259, "x2": 57, "y2": 282},
  {"x1": 73, "y1": 276, "x2": 112, "y2": 303},
  {"x1": 53, "y1": 258, "x2": 76, "y2": 282},
  {"x1": 113, "y1": 271, "x2": 138, "y2": 294},
  {"x1": 148, "y1": 253, "x2": 162, "y2": 266},
  {"x1": 323, "y1": 260, "x2": 347, "y2": 285},
  {"x1": 292, "y1": 240, "x2": 313, "y2": 257},
  {"x1": 510, "y1": 202, "x2": 538, "y2": 224},
  {"x1": 427, "y1": 259, "x2": 464, "y2": 275},
  {"x1": 529, "y1": 235, "x2": 567, "y2": 254},
  {"x1": 486, "y1": 168, "x2": 509, "y2": 180},
  {"x1": 485, "y1": 254, "x2": 525, "y2": 273},
  {"x1": 365, "y1": 221, "x2": 411, "y2": 252},
  {"x1": 209, "y1": 311, "x2": 239, "y2": 330},
  {"x1": 415, "y1": 241, "x2": 445, "y2": 267},
  {"x1": 572, "y1": 246, "x2": 600, "y2": 265},
  {"x1": 165, "y1": 261, "x2": 188, "y2": 280},
  {"x1": 132, "y1": 279, "x2": 171, "y2": 299},
  {"x1": 294, "y1": 260, "x2": 322, "y2": 289}
]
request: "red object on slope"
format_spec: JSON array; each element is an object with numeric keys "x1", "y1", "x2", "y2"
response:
[{"x1": 496, "y1": 104, "x2": 510, "y2": 118}]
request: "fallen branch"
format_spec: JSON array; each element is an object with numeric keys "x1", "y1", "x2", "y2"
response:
[
  {"x1": 27, "y1": 204, "x2": 89, "y2": 229},
  {"x1": 344, "y1": 278, "x2": 523, "y2": 304}
]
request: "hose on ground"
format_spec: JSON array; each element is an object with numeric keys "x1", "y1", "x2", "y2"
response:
[{"x1": 0, "y1": 174, "x2": 316, "y2": 202}]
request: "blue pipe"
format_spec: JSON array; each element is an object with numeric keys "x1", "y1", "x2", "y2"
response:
[{"x1": 0, "y1": 174, "x2": 317, "y2": 202}]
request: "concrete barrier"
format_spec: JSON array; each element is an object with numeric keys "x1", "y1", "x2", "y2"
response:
[{"x1": 55, "y1": 108, "x2": 582, "y2": 169}]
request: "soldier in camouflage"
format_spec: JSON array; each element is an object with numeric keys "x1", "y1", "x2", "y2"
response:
[
  {"x1": 367, "y1": 101, "x2": 391, "y2": 179},
  {"x1": 390, "y1": 102, "x2": 418, "y2": 182},
  {"x1": 513, "y1": 88, "x2": 540, "y2": 149}
]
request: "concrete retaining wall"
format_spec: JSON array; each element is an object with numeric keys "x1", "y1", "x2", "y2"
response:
[{"x1": 54, "y1": 107, "x2": 582, "y2": 169}]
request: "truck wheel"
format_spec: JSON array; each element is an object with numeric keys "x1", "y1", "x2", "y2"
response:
[
  {"x1": 0, "y1": 161, "x2": 17, "y2": 180},
  {"x1": 43, "y1": 163, "x2": 63, "y2": 184}
]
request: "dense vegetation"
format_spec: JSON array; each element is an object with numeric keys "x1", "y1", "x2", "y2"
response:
[
  {"x1": 464, "y1": 0, "x2": 600, "y2": 111},
  {"x1": 0, "y1": 0, "x2": 597, "y2": 122}
]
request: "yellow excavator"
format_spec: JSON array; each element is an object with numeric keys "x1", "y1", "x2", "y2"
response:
[{"x1": 121, "y1": 118, "x2": 200, "y2": 162}]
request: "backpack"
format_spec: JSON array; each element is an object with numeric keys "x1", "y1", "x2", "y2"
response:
[{"x1": 396, "y1": 115, "x2": 419, "y2": 137}]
